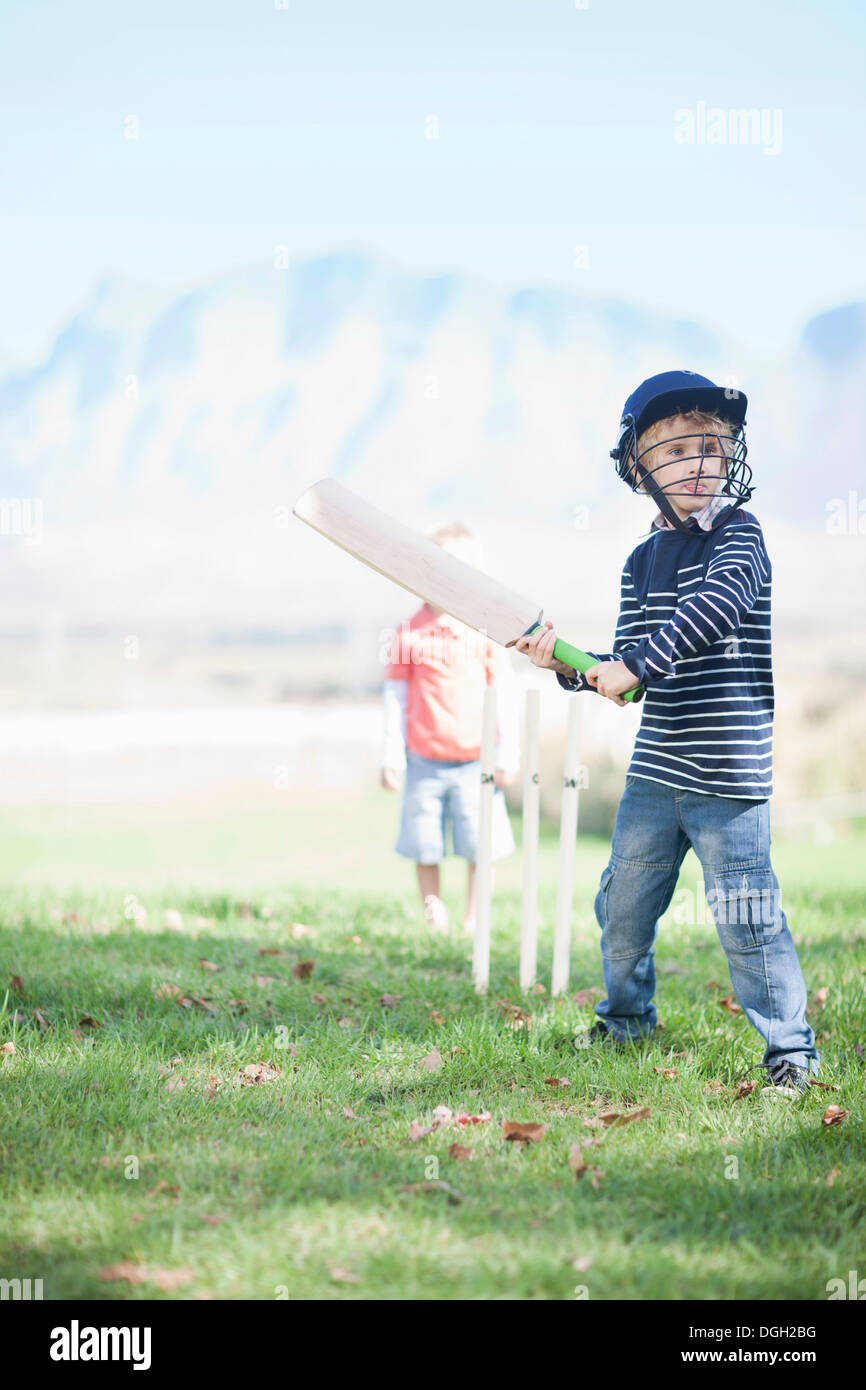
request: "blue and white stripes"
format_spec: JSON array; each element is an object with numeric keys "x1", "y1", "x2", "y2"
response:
[{"x1": 557, "y1": 510, "x2": 775, "y2": 798}]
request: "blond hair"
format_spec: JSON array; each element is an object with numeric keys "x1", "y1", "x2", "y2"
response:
[{"x1": 628, "y1": 409, "x2": 735, "y2": 493}]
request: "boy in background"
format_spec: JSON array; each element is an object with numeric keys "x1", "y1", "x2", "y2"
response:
[{"x1": 381, "y1": 523, "x2": 520, "y2": 935}]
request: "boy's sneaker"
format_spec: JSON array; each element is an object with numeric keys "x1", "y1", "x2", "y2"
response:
[
  {"x1": 763, "y1": 1059, "x2": 812, "y2": 1097},
  {"x1": 422, "y1": 894, "x2": 450, "y2": 934},
  {"x1": 571, "y1": 1020, "x2": 617, "y2": 1052},
  {"x1": 736, "y1": 1059, "x2": 812, "y2": 1098}
]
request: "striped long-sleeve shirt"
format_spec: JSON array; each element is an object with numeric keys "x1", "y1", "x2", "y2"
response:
[{"x1": 556, "y1": 507, "x2": 774, "y2": 798}]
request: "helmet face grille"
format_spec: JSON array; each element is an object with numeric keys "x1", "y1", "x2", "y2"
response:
[{"x1": 613, "y1": 423, "x2": 753, "y2": 508}]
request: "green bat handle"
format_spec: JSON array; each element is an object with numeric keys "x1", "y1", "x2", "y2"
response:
[
  {"x1": 521, "y1": 624, "x2": 644, "y2": 703},
  {"x1": 554, "y1": 637, "x2": 644, "y2": 703}
]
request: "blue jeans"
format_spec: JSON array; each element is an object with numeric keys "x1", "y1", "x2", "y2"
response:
[{"x1": 594, "y1": 774, "x2": 819, "y2": 1074}]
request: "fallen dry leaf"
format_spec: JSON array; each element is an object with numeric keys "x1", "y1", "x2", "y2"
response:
[
  {"x1": 590, "y1": 1170, "x2": 605, "y2": 1190},
  {"x1": 311, "y1": 993, "x2": 327, "y2": 1005},
  {"x1": 239, "y1": 1062, "x2": 282, "y2": 1085},
  {"x1": 257, "y1": 949, "x2": 283, "y2": 957},
  {"x1": 33, "y1": 1009, "x2": 51, "y2": 1031},
  {"x1": 199, "y1": 960, "x2": 220, "y2": 972},
  {"x1": 164, "y1": 1074, "x2": 186, "y2": 1094},
  {"x1": 822, "y1": 1105, "x2": 848, "y2": 1127},
  {"x1": 155, "y1": 984, "x2": 181, "y2": 1000},
  {"x1": 9, "y1": 974, "x2": 24, "y2": 994},
  {"x1": 572, "y1": 1255, "x2": 593, "y2": 1272},
  {"x1": 77, "y1": 1015, "x2": 101, "y2": 1030},
  {"x1": 703, "y1": 1080, "x2": 724, "y2": 1095},
  {"x1": 293, "y1": 960, "x2": 314, "y2": 979},
  {"x1": 429, "y1": 1010, "x2": 444, "y2": 1025},
  {"x1": 734, "y1": 1080, "x2": 758, "y2": 1100},
  {"x1": 503, "y1": 1120, "x2": 548, "y2": 1143},
  {"x1": 146, "y1": 1180, "x2": 181, "y2": 1200},
  {"x1": 329, "y1": 1266, "x2": 360, "y2": 1284},
  {"x1": 409, "y1": 1106, "x2": 455, "y2": 1140},
  {"x1": 496, "y1": 999, "x2": 531, "y2": 1030},
  {"x1": 810, "y1": 987, "x2": 829, "y2": 1011},
  {"x1": 177, "y1": 995, "x2": 217, "y2": 1013},
  {"x1": 380, "y1": 993, "x2": 400, "y2": 1008},
  {"x1": 653, "y1": 1067, "x2": 678, "y2": 1079},
  {"x1": 448, "y1": 1143, "x2": 472, "y2": 1161},
  {"x1": 825, "y1": 1166, "x2": 840, "y2": 1187},
  {"x1": 201, "y1": 1214, "x2": 226, "y2": 1226},
  {"x1": 98, "y1": 1261, "x2": 148, "y2": 1285},
  {"x1": 544, "y1": 1077, "x2": 571, "y2": 1088},
  {"x1": 719, "y1": 996, "x2": 742, "y2": 1016},
  {"x1": 420, "y1": 1047, "x2": 443, "y2": 1073},
  {"x1": 598, "y1": 1107, "x2": 651, "y2": 1128},
  {"x1": 156, "y1": 1057, "x2": 183, "y2": 1076},
  {"x1": 0, "y1": 1041, "x2": 15, "y2": 1055},
  {"x1": 252, "y1": 975, "x2": 276, "y2": 989},
  {"x1": 454, "y1": 1111, "x2": 491, "y2": 1126},
  {"x1": 163, "y1": 910, "x2": 184, "y2": 931},
  {"x1": 571, "y1": 988, "x2": 603, "y2": 1006},
  {"x1": 290, "y1": 923, "x2": 316, "y2": 939},
  {"x1": 150, "y1": 1267, "x2": 195, "y2": 1291},
  {"x1": 569, "y1": 1144, "x2": 588, "y2": 1179}
]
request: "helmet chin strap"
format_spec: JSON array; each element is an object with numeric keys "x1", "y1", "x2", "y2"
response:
[
  {"x1": 631, "y1": 459, "x2": 700, "y2": 536},
  {"x1": 632, "y1": 449, "x2": 740, "y2": 536}
]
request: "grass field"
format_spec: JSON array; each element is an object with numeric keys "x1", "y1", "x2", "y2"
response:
[{"x1": 0, "y1": 798, "x2": 864, "y2": 1301}]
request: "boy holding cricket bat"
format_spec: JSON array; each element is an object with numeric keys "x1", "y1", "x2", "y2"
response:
[
  {"x1": 516, "y1": 371, "x2": 819, "y2": 1095},
  {"x1": 381, "y1": 523, "x2": 520, "y2": 935}
]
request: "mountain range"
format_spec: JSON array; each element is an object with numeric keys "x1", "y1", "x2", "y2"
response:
[{"x1": 0, "y1": 251, "x2": 863, "y2": 650}]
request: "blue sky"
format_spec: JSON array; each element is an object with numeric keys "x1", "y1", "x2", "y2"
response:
[{"x1": 2, "y1": 0, "x2": 864, "y2": 361}]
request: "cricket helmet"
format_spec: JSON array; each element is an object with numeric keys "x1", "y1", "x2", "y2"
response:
[{"x1": 610, "y1": 370, "x2": 752, "y2": 535}]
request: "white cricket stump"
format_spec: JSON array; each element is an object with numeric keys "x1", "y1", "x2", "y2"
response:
[
  {"x1": 520, "y1": 687, "x2": 540, "y2": 990},
  {"x1": 472, "y1": 684, "x2": 497, "y2": 993},
  {"x1": 552, "y1": 697, "x2": 583, "y2": 996}
]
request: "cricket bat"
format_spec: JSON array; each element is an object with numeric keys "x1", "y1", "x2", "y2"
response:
[{"x1": 292, "y1": 478, "x2": 644, "y2": 702}]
